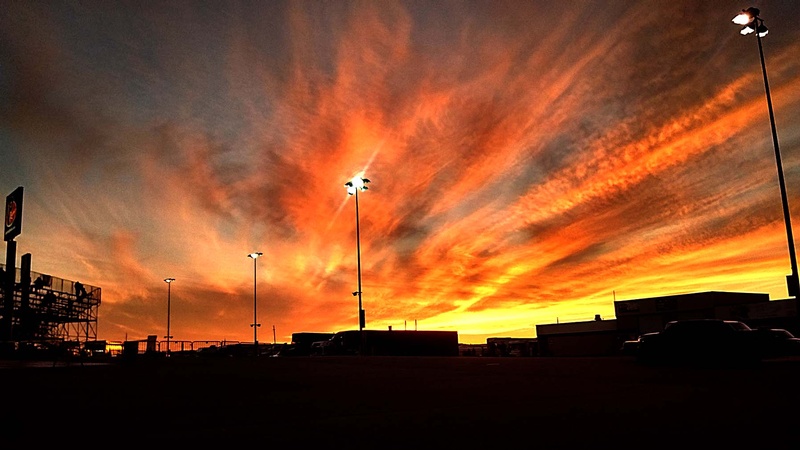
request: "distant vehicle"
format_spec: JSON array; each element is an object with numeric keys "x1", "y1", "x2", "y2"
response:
[
  {"x1": 753, "y1": 328, "x2": 800, "y2": 359},
  {"x1": 327, "y1": 330, "x2": 459, "y2": 356},
  {"x1": 486, "y1": 337, "x2": 538, "y2": 357},
  {"x1": 620, "y1": 332, "x2": 658, "y2": 357},
  {"x1": 290, "y1": 332, "x2": 336, "y2": 356},
  {"x1": 309, "y1": 340, "x2": 333, "y2": 356},
  {"x1": 635, "y1": 319, "x2": 762, "y2": 365},
  {"x1": 620, "y1": 340, "x2": 638, "y2": 356},
  {"x1": 196, "y1": 343, "x2": 275, "y2": 358}
]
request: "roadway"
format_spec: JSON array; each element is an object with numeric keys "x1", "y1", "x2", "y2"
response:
[{"x1": 1, "y1": 355, "x2": 798, "y2": 449}]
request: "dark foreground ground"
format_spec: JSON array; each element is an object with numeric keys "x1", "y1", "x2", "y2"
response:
[{"x1": 1, "y1": 355, "x2": 799, "y2": 449}]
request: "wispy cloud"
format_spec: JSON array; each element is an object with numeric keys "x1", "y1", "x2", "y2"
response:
[{"x1": 2, "y1": 1, "x2": 799, "y2": 343}]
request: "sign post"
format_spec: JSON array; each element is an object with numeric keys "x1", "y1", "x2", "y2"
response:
[{"x1": 2, "y1": 186, "x2": 23, "y2": 342}]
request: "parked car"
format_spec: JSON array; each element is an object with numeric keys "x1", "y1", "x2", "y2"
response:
[
  {"x1": 309, "y1": 339, "x2": 333, "y2": 356},
  {"x1": 635, "y1": 319, "x2": 762, "y2": 366},
  {"x1": 620, "y1": 332, "x2": 658, "y2": 356},
  {"x1": 620, "y1": 338, "x2": 639, "y2": 356},
  {"x1": 753, "y1": 328, "x2": 800, "y2": 359}
]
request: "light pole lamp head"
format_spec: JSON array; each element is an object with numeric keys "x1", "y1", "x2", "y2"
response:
[
  {"x1": 733, "y1": 7, "x2": 768, "y2": 37},
  {"x1": 164, "y1": 277, "x2": 175, "y2": 283},
  {"x1": 732, "y1": 7, "x2": 759, "y2": 25},
  {"x1": 248, "y1": 252, "x2": 263, "y2": 259},
  {"x1": 345, "y1": 177, "x2": 370, "y2": 195}
]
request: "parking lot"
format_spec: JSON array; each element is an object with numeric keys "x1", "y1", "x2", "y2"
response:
[{"x1": 2, "y1": 355, "x2": 799, "y2": 449}]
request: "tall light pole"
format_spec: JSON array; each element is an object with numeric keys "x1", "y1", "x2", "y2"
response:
[
  {"x1": 164, "y1": 278, "x2": 175, "y2": 356},
  {"x1": 733, "y1": 7, "x2": 800, "y2": 298},
  {"x1": 345, "y1": 176, "x2": 370, "y2": 332},
  {"x1": 247, "y1": 252, "x2": 262, "y2": 356}
]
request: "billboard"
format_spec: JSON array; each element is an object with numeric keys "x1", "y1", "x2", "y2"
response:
[{"x1": 4, "y1": 186, "x2": 23, "y2": 241}]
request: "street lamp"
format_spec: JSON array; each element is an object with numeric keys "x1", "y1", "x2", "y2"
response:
[
  {"x1": 345, "y1": 176, "x2": 370, "y2": 332},
  {"x1": 732, "y1": 7, "x2": 800, "y2": 298},
  {"x1": 164, "y1": 277, "x2": 175, "y2": 356},
  {"x1": 247, "y1": 252, "x2": 263, "y2": 356}
]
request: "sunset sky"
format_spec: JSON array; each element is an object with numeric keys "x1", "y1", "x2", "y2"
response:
[{"x1": 2, "y1": 1, "x2": 800, "y2": 345}]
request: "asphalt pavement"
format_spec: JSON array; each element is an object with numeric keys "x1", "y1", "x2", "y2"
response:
[{"x1": 1, "y1": 355, "x2": 799, "y2": 449}]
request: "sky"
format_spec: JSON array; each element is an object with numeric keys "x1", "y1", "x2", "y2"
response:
[{"x1": 2, "y1": 1, "x2": 800, "y2": 345}]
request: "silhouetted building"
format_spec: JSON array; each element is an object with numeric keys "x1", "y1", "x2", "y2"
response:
[
  {"x1": 614, "y1": 291, "x2": 793, "y2": 337},
  {"x1": 536, "y1": 317, "x2": 619, "y2": 356},
  {"x1": 534, "y1": 291, "x2": 800, "y2": 356}
]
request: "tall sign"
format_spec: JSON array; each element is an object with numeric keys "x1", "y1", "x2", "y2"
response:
[
  {"x1": 5, "y1": 186, "x2": 23, "y2": 241},
  {"x1": 3, "y1": 186, "x2": 23, "y2": 342}
]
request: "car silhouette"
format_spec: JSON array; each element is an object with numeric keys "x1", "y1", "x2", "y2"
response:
[
  {"x1": 753, "y1": 327, "x2": 800, "y2": 359},
  {"x1": 635, "y1": 319, "x2": 762, "y2": 366}
]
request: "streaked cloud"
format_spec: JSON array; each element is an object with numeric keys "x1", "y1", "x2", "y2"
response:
[{"x1": 1, "y1": 1, "x2": 799, "y2": 344}]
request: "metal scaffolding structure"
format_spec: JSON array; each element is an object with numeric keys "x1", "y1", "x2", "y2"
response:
[{"x1": 1, "y1": 263, "x2": 101, "y2": 345}]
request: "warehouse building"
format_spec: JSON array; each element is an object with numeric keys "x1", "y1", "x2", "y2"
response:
[{"x1": 535, "y1": 291, "x2": 800, "y2": 356}]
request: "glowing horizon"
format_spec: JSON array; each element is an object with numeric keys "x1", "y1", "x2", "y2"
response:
[{"x1": 2, "y1": 1, "x2": 800, "y2": 344}]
